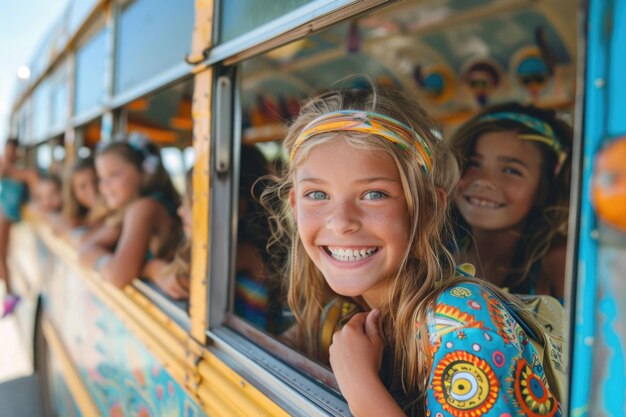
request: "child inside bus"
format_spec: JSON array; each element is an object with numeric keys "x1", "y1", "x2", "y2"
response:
[
  {"x1": 450, "y1": 103, "x2": 572, "y2": 300},
  {"x1": 234, "y1": 145, "x2": 274, "y2": 330},
  {"x1": 62, "y1": 157, "x2": 99, "y2": 226},
  {"x1": 263, "y1": 87, "x2": 562, "y2": 416},
  {"x1": 48, "y1": 157, "x2": 101, "y2": 240},
  {"x1": 142, "y1": 169, "x2": 191, "y2": 300},
  {"x1": 79, "y1": 134, "x2": 181, "y2": 288},
  {"x1": 30, "y1": 173, "x2": 63, "y2": 216}
]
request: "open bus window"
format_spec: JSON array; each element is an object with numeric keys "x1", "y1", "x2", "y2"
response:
[
  {"x1": 228, "y1": 0, "x2": 577, "y2": 387},
  {"x1": 232, "y1": 143, "x2": 292, "y2": 334},
  {"x1": 115, "y1": 77, "x2": 194, "y2": 317}
]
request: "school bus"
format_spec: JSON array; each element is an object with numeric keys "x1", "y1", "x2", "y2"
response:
[{"x1": 5, "y1": 0, "x2": 625, "y2": 416}]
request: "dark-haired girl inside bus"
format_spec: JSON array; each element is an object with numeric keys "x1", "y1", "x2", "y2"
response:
[{"x1": 450, "y1": 102, "x2": 572, "y2": 301}]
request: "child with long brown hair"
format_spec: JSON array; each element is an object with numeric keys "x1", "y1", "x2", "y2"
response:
[
  {"x1": 45, "y1": 157, "x2": 101, "y2": 240},
  {"x1": 142, "y1": 169, "x2": 191, "y2": 300},
  {"x1": 61, "y1": 157, "x2": 99, "y2": 227},
  {"x1": 262, "y1": 87, "x2": 562, "y2": 416},
  {"x1": 450, "y1": 103, "x2": 572, "y2": 300},
  {"x1": 79, "y1": 134, "x2": 181, "y2": 288}
]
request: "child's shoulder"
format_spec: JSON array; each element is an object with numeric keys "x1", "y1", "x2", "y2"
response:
[
  {"x1": 428, "y1": 281, "x2": 516, "y2": 341},
  {"x1": 125, "y1": 197, "x2": 164, "y2": 218},
  {"x1": 434, "y1": 281, "x2": 487, "y2": 309}
]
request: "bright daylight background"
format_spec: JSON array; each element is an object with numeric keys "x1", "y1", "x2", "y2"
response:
[
  {"x1": 0, "y1": 0, "x2": 69, "y2": 383},
  {"x1": 0, "y1": 1, "x2": 70, "y2": 146}
]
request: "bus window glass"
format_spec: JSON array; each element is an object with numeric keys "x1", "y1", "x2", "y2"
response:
[
  {"x1": 53, "y1": 144, "x2": 66, "y2": 164},
  {"x1": 117, "y1": 77, "x2": 193, "y2": 309},
  {"x1": 37, "y1": 143, "x2": 52, "y2": 170},
  {"x1": 77, "y1": 146, "x2": 92, "y2": 159},
  {"x1": 50, "y1": 62, "x2": 68, "y2": 132},
  {"x1": 15, "y1": 102, "x2": 31, "y2": 144},
  {"x1": 161, "y1": 147, "x2": 185, "y2": 193},
  {"x1": 232, "y1": 0, "x2": 577, "y2": 374},
  {"x1": 219, "y1": 0, "x2": 314, "y2": 43},
  {"x1": 114, "y1": 0, "x2": 194, "y2": 93},
  {"x1": 78, "y1": 118, "x2": 102, "y2": 150},
  {"x1": 32, "y1": 81, "x2": 51, "y2": 141},
  {"x1": 121, "y1": 78, "x2": 193, "y2": 147},
  {"x1": 67, "y1": 0, "x2": 100, "y2": 35},
  {"x1": 75, "y1": 28, "x2": 107, "y2": 115},
  {"x1": 183, "y1": 146, "x2": 194, "y2": 170}
]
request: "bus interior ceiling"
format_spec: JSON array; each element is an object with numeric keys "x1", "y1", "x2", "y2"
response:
[
  {"x1": 240, "y1": 0, "x2": 577, "y2": 144},
  {"x1": 123, "y1": 78, "x2": 194, "y2": 148}
]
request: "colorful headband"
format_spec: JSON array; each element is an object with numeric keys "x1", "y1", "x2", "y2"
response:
[
  {"x1": 478, "y1": 111, "x2": 567, "y2": 173},
  {"x1": 290, "y1": 110, "x2": 433, "y2": 174}
]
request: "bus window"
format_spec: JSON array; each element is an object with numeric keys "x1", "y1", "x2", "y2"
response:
[
  {"x1": 161, "y1": 147, "x2": 185, "y2": 193},
  {"x1": 51, "y1": 139, "x2": 66, "y2": 174},
  {"x1": 224, "y1": 0, "x2": 577, "y2": 390},
  {"x1": 74, "y1": 23, "x2": 107, "y2": 116},
  {"x1": 76, "y1": 118, "x2": 102, "y2": 151},
  {"x1": 115, "y1": 77, "x2": 194, "y2": 316},
  {"x1": 220, "y1": 0, "x2": 314, "y2": 43},
  {"x1": 32, "y1": 81, "x2": 51, "y2": 142},
  {"x1": 183, "y1": 146, "x2": 195, "y2": 170},
  {"x1": 77, "y1": 146, "x2": 92, "y2": 159},
  {"x1": 36, "y1": 143, "x2": 52, "y2": 171},
  {"x1": 114, "y1": 0, "x2": 194, "y2": 93},
  {"x1": 49, "y1": 60, "x2": 69, "y2": 134}
]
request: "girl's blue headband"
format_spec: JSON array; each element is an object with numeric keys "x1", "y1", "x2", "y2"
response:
[{"x1": 478, "y1": 112, "x2": 567, "y2": 174}]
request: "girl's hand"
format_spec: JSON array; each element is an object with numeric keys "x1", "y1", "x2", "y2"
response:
[
  {"x1": 330, "y1": 309, "x2": 405, "y2": 416},
  {"x1": 330, "y1": 309, "x2": 384, "y2": 385},
  {"x1": 157, "y1": 271, "x2": 189, "y2": 300},
  {"x1": 144, "y1": 259, "x2": 189, "y2": 300}
]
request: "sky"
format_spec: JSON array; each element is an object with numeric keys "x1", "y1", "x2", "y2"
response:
[{"x1": 0, "y1": 0, "x2": 70, "y2": 144}]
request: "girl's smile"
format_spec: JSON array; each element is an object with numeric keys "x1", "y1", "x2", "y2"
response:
[
  {"x1": 324, "y1": 246, "x2": 379, "y2": 262},
  {"x1": 72, "y1": 169, "x2": 99, "y2": 209},
  {"x1": 96, "y1": 153, "x2": 143, "y2": 210},
  {"x1": 461, "y1": 194, "x2": 505, "y2": 209},
  {"x1": 290, "y1": 139, "x2": 410, "y2": 308},
  {"x1": 455, "y1": 131, "x2": 542, "y2": 232}
]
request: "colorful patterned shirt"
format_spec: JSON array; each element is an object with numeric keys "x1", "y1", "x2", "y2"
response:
[{"x1": 425, "y1": 282, "x2": 561, "y2": 417}]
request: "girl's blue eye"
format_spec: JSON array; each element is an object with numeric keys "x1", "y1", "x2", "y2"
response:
[
  {"x1": 504, "y1": 167, "x2": 523, "y2": 176},
  {"x1": 364, "y1": 191, "x2": 386, "y2": 200},
  {"x1": 306, "y1": 191, "x2": 328, "y2": 200}
]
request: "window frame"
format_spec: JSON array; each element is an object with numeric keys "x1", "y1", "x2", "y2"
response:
[{"x1": 202, "y1": 63, "x2": 353, "y2": 416}]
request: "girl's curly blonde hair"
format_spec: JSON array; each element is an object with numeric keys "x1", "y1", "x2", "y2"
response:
[{"x1": 261, "y1": 86, "x2": 464, "y2": 402}]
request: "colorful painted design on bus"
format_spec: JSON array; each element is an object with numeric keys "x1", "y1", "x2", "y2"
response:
[{"x1": 45, "y1": 265, "x2": 206, "y2": 417}]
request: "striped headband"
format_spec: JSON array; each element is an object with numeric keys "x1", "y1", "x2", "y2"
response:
[
  {"x1": 290, "y1": 110, "x2": 433, "y2": 174},
  {"x1": 478, "y1": 111, "x2": 568, "y2": 173}
]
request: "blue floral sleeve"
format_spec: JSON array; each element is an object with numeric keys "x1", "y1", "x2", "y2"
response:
[{"x1": 424, "y1": 283, "x2": 561, "y2": 417}]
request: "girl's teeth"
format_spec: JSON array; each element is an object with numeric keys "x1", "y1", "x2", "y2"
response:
[
  {"x1": 327, "y1": 247, "x2": 378, "y2": 262},
  {"x1": 468, "y1": 197, "x2": 502, "y2": 209}
]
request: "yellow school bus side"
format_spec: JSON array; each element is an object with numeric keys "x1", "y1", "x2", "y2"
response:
[{"x1": 33, "y1": 218, "x2": 289, "y2": 417}]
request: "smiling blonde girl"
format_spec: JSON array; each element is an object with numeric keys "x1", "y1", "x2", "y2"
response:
[{"x1": 262, "y1": 88, "x2": 562, "y2": 416}]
